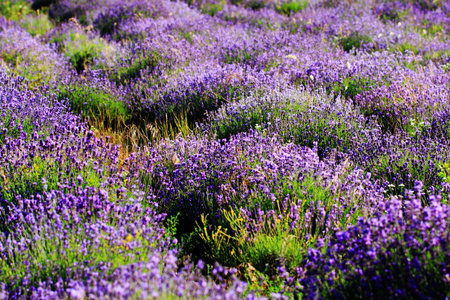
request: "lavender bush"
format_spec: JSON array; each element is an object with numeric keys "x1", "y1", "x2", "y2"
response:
[{"x1": 1, "y1": 0, "x2": 450, "y2": 298}]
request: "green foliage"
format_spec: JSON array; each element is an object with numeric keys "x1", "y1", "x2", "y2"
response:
[
  {"x1": 397, "y1": 43, "x2": 420, "y2": 55},
  {"x1": 49, "y1": 34, "x2": 66, "y2": 52},
  {"x1": 197, "y1": 213, "x2": 240, "y2": 266},
  {"x1": 339, "y1": 32, "x2": 373, "y2": 53},
  {"x1": 0, "y1": 115, "x2": 35, "y2": 144},
  {"x1": 0, "y1": 0, "x2": 31, "y2": 21},
  {"x1": 0, "y1": 0, "x2": 52, "y2": 36},
  {"x1": 19, "y1": 10, "x2": 53, "y2": 37},
  {"x1": 394, "y1": 42, "x2": 450, "y2": 66},
  {"x1": 424, "y1": 50, "x2": 450, "y2": 64},
  {"x1": 63, "y1": 30, "x2": 114, "y2": 73},
  {"x1": 246, "y1": 0, "x2": 265, "y2": 10},
  {"x1": 439, "y1": 163, "x2": 450, "y2": 182},
  {"x1": 276, "y1": 1, "x2": 308, "y2": 16},
  {"x1": 164, "y1": 213, "x2": 179, "y2": 239},
  {"x1": 293, "y1": 72, "x2": 379, "y2": 103},
  {"x1": 240, "y1": 216, "x2": 304, "y2": 276},
  {"x1": 178, "y1": 29, "x2": 195, "y2": 45},
  {"x1": 155, "y1": 110, "x2": 196, "y2": 140},
  {"x1": 58, "y1": 84, "x2": 129, "y2": 131},
  {"x1": 420, "y1": 20, "x2": 445, "y2": 38},
  {"x1": 69, "y1": 49, "x2": 94, "y2": 73},
  {"x1": 438, "y1": 163, "x2": 450, "y2": 203},
  {"x1": 333, "y1": 76, "x2": 377, "y2": 100},
  {"x1": 0, "y1": 51, "x2": 22, "y2": 67},
  {"x1": 405, "y1": 118, "x2": 429, "y2": 138},
  {"x1": 110, "y1": 53, "x2": 160, "y2": 85},
  {"x1": 202, "y1": 3, "x2": 224, "y2": 16},
  {"x1": 221, "y1": 47, "x2": 279, "y2": 70}
]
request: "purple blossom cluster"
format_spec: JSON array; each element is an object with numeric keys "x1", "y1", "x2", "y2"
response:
[
  {"x1": 0, "y1": 71, "x2": 252, "y2": 298},
  {"x1": 208, "y1": 87, "x2": 450, "y2": 195},
  {"x1": 129, "y1": 130, "x2": 384, "y2": 238},
  {"x1": 1, "y1": 0, "x2": 450, "y2": 298},
  {"x1": 299, "y1": 189, "x2": 450, "y2": 299},
  {"x1": 0, "y1": 20, "x2": 69, "y2": 86}
]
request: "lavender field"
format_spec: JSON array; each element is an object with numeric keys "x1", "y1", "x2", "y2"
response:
[{"x1": 1, "y1": 0, "x2": 450, "y2": 298}]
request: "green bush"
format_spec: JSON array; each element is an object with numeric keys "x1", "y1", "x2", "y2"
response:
[
  {"x1": 20, "y1": 11, "x2": 53, "y2": 37},
  {"x1": 58, "y1": 84, "x2": 129, "y2": 131},
  {"x1": 396, "y1": 43, "x2": 420, "y2": 55},
  {"x1": 276, "y1": 0, "x2": 308, "y2": 16},
  {"x1": 332, "y1": 76, "x2": 377, "y2": 100},
  {"x1": 202, "y1": 3, "x2": 223, "y2": 16},
  {"x1": 0, "y1": 0, "x2": 53, "y2": 36},
  {"x1": 63, "y1": 30, "x2": 116, "y2": 73},
  {"x1": 0, "y1": 0, "x2": 31, "y2": 21},
  {"x1": 246, "y1": 0, "x2": 265, "y2": 10},
  {"x1": 339, "y1": 32, "x2": 373, "y2": 53},
  {"x1": 110, "y1": 53, "x2": 160, "y2": 85}
]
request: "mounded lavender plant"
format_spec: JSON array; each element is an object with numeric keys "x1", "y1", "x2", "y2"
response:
[
  {"x1": 297, "y1": 189, "x2": 450, "y2": 299},
  {"x1": 2, "y1": 0, "x2": 450, "y2": 297}
]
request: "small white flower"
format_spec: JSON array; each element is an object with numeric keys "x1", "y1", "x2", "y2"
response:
[{"x1": 285, "y1": 54, "x2": 297, "y2": 60}]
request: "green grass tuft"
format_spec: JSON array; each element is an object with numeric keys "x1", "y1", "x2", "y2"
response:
[
  {"x1": 276, "y1": 0, "x2": 308, "y2": 16},
  {"x1": 58, "y1": 84, "x2": 129, "y2": 131}
]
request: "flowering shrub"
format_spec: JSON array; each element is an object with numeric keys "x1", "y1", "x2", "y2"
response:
[
  {"x1": 1, "y1": 0, "x2": 450, "y2": 298},
  {"x1": 298, "y1": 190, "x2": 450, "y2": 299}
]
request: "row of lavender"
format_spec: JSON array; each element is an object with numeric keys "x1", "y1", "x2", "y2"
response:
[
  {"x1": 1, "y1": 0, "x2": 450, "y2": 298},
  {"x1": 0, "y1": 71, "x2": 253, "y2": 298}
]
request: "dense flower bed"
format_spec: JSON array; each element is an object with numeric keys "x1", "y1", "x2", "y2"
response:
[{"x1": 1, "y1": 0, "x2": 450, "y2": 298}]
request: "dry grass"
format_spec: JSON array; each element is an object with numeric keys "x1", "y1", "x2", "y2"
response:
[{"x1": 91, "y1": 109, "x2": 198, "y2": 165}]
